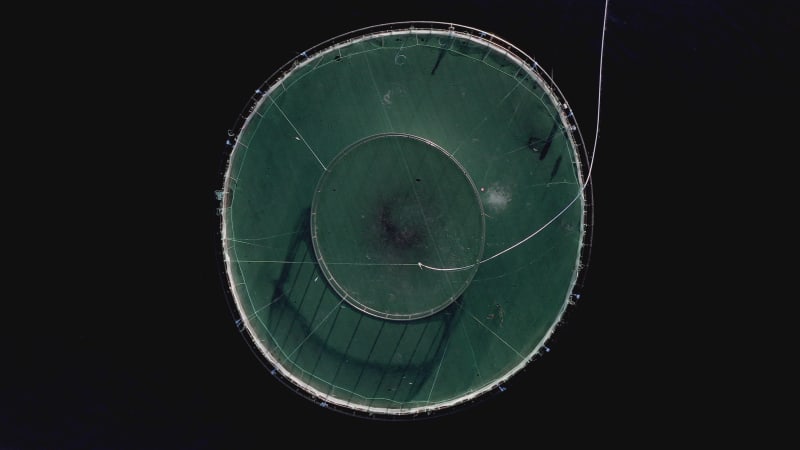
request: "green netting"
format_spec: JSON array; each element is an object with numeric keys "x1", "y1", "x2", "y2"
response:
[
  {"x1": 311, "y1": 133, "x2": 484, "y2": 320},
  {"x1": 221, "y1": 24, "x2": 587, "y2": 416}
]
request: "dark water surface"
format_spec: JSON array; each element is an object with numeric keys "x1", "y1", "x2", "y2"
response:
[{"x1": 3, "y1": 1, "x2": 791, "y2": 448}]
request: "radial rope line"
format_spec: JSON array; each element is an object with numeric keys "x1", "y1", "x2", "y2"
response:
[
  {"x1": 234, "y1": 259, "x2": 419, "y2": 266},
  {"x1": 465, "y1": 309, "x2": 525, "y2": 359},
  {"x1": 231, "y1": 105, "x2": 269, "y2": 181},
  {"x1": 245, "y1": 290, "x2": 291, "y2": 321},
  {"x1": 425, "y1": 333, "x2": 451, "y2": 405},
  {"x1": 287, "y1": 298, "x2": 345, "y2": 359},
  {"x1": 419, "y1": 0, "x2": 608, "y2": 272},
  {"x1": 266, "y1": 94, "x2": 328, "y2": 171},
  {"x1": 450, "y1": 297, "x2": 524, "y2": 359},
  {"x1": 229, "y1": 231, "x2": 304, "y2": 242},
  {"x1": 459, "y1": 306, "x2": 482, "y2": 378}
]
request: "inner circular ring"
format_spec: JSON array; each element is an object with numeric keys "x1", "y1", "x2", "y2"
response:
[{"x1": 310, "y1": 133, "x2": 485, "y2": 320}]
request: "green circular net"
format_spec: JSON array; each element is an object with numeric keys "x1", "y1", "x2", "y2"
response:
[{"x1": 220, "y1": 23, "x2": 587, "y2": 416}]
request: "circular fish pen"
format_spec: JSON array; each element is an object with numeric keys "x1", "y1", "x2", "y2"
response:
[{"x1": 217, "y1": 22, "x2": 593, "y2": 418}]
